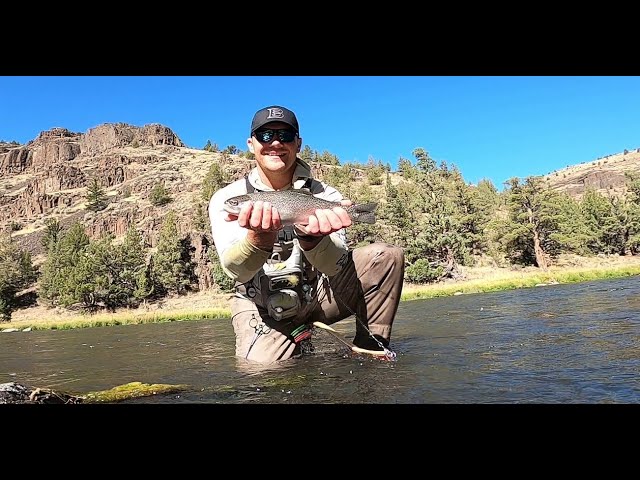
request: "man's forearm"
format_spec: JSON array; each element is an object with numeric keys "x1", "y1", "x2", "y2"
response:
[
  {"x1": 295, "y1": 233, "x2": 323, "y2": 250},
  {"x1": 298, "y1": 234, "x2": 349, "y2": 276},
  {"x1": 246, "y1": 230, "x2": 278, "y2": 251},
  {"x1": 221, "y1": 236, "x2": 274, "y2": 283}
]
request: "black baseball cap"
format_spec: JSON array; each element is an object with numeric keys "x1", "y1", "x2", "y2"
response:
[{"x1": 250, "y1": 105, "x2": 299, "y2": 136}]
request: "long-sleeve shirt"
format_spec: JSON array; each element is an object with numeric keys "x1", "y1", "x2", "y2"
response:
[{"x1": 208, "y1": 159, "x2": 350, "y2": 285}]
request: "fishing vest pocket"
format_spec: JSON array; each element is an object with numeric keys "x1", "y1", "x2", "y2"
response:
[
  {"x1": 234, "y1": 244, "x2": 309, "y2": 321},
  {"x1": 265, "y1": 289, "x2": 301, "y2": 321},
  {"x1": 261, "y1": 248, "x2": 305, "y2": 321}
]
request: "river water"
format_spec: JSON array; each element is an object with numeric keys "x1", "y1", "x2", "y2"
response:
[{"x1": 1, "y1": 277, "x2": 639, "y2": 404}]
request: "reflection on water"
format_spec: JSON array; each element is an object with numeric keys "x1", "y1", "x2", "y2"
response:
[{"x1": 2, "y1": 277, "x2": 640, "y2": 403}]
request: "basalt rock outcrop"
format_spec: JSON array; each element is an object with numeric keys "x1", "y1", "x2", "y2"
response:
[
  {"x1": 0, "y1": 122, "x2": 244, "y2": 293},
  {"x1": 541, "y1": 148, "x2": 640, "y2": 199},
  {"x1": 79, "y1": 123, "x2": 184, "y2": 155}
]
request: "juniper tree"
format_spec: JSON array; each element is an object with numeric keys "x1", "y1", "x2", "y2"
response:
[
  {"x1": 201, "y1": 161, "x2": 230, "y2": 202},
  {"x1": 500, "y1": 176, "x2": 567, "y2": 269},
  {"x1": 469, "y1": 178, "x2": 502, "y2": 257},
  {"x1": 39, "y1": 222, "x2": 90, "y2": 307},
  {"x1": 114, "y1": 226, "x2": 152, "y2": 306},
  {"x1": 41, "y1": 218, "x2": 63, "y2": 249},
  {"x1": 149, "y1": 182, "x2": 172, "y2": 206},
  {"x1": 152, "y1": 211, "x2": 193, "y2": 295},
  {"x1": 204, "y1": 140, "x2": 219, "y2": 152},
  {"x1": 86, "y1": 178, "x2": 107, "y2": 212},
  {"x1": 581, "y1": 188, "x2": 622, "y2": 255},
  {"x1": 547, "y1": 192, "x2": 592, "y2": 256},
  {"x1": 191, "y1": 199, "x2": 209, "y2": 233},
  {"x1": 0, "y1": 232, "x2": 36, "y2": 321},
  {"x1": 208, "y1": 247, "x2": 235, "y2": 293},
  {"x1": 299, "y1": 145, "x2": 314, "y2": 163}
]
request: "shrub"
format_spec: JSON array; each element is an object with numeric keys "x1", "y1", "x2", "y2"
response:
[
  {"x1": 405, "y1": 258, "x2": 443, "y2": 284},
  {"x1": 149, "y1": 182, "x2": 172, "y2": 206}
]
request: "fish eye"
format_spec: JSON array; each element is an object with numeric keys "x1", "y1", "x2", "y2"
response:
[{"x1": 228, "y1": 199, "x2": 238, "y2": 206}]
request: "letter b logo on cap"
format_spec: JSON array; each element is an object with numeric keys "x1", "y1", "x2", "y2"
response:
[
  {"x1": 251, "y1": 105, "x2": 299, "y2": 135},
  {"x1": 266, "y1": 108, "x2": 285, "y2": 120}
]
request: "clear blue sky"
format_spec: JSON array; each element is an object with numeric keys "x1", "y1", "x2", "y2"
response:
[{"x1": 2, "y1": 76, "x2": 640, "y2": 188}]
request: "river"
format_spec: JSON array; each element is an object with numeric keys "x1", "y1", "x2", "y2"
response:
[{"x1": 1, "y1": 277, "x2": 639, "y2": 403}]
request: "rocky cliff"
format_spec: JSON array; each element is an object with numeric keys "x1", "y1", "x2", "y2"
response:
[
  {"x1": 0, "y1": 123, "x2": 253, "y2": 292},
  {"x1": 541, "y1": 148, "x2": 640, "y2": 198}
]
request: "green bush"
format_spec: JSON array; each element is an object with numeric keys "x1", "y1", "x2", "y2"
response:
[
  {"x1": 208, "y1": 248, "x2": 235, "y2": 292},
  {"x1": 149, "y1": 182, "x2": 172, "y2": 206},
  {"x1": 405, "y1": 258, "x2": 443, "y2": 284}
]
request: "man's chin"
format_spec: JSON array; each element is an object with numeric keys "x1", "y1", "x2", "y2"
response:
[{"x1": 263, "y1": 159, "x2": 290, "y2": 171}]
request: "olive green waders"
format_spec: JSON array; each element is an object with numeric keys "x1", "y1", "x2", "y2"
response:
[{"x1": 231, "y1": 242, "x2": 405, "y2": 363}]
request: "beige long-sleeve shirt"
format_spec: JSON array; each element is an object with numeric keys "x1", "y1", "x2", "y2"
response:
[{"x1": 208, "y1": 159, "x2": 350, "y2": 284}]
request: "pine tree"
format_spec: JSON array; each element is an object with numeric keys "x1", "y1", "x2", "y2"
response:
[
  {"x1": 0, "y1": 232, "x2": 36, "y2": 321},
  {"x1": 152, "y1": 211, "x2": 192, "y2": 295},
  {"x1": 201, "y1": 162, "x2": 229, "y2": 202},
  {"x1": 86, "y1": 178, "x2": 107, "y2": 212},
  {"x1": 39, "y1": 222, "x2": 90, "y2": 307},
  {"x1": 41, "y1": 218, "x2": 63, "y2": 249},
  {"x1": 115, "y1": 226, "x2": 151, "y2": 306}
]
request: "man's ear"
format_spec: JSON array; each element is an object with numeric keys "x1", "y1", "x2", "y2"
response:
[
  {"x1": 297, "y1": 137, "x2": 302, "y2": 152},
  {"x1": 247, "y1": 138, "x2": 255, "y2": 153}
]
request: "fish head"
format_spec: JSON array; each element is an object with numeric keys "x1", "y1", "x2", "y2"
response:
[{"x1": 223, "y1": 194, "x2": 252, "y2": 215}]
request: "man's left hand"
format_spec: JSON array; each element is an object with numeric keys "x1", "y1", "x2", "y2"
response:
[{"x1": 294, "y1": 200, "x2": 353, "y2": 237}]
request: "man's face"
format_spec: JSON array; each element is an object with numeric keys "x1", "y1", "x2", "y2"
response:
[{"x1": 247, "y1": 121, "x2": 301, "y2": 175}]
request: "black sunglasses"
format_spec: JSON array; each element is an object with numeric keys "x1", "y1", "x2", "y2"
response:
[{"x1": 253, "y1": 129, "x2": 297, "y2": 143}]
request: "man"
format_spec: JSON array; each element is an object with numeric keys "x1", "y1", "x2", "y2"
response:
[{"x1": 208, "y1": 105, "x2": 404, "y2": 364}]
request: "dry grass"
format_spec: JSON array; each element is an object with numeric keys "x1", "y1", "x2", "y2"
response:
[
  {"x1": 7, "y1": 290, "x2": 234, "y2": 331},
  {"x1": 402, "y1": 254, "x2": 640, "y2": 300}
]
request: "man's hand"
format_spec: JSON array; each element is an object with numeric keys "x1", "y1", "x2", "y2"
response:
[
  {"x1": 224, "y1": 200, "x2": 282, "y2": 232},
  {"x1": 224, "y1": 199, "x2": 353, "y2": 249},
  {"x1": 294, "y1": 199, "x2": 353, "y2": 238},
  {"x1": 224, "y1": 200, "x2": 281, "y2": 250}
]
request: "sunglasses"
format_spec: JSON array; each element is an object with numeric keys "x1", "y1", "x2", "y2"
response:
[{"x1": 253, "y1": 129, "x2": 297, "y2": 143}]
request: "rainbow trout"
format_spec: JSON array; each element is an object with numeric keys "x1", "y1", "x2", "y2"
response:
[{"x1": 223, "y1": 189, "x2": 377, "y2": 225}]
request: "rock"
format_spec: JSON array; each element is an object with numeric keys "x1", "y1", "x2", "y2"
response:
[{"x1": 0, "y1": 382, "x2": 82, "y2": 404}]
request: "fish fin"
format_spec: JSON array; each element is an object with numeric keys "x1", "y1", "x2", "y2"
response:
[
  {"x1": 355, "y1": 202, "x2": 378, "y2": 212},
  {"x1": 352, "y1": 203, "x2": 377, "y2": 224},
  {"x1": 354, "y1": 213, "x2": 376, "y2": 224}
]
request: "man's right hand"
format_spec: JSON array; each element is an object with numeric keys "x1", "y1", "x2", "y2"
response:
[{"x1": 224, "y1": 200, "x2": 281, "y2": 250}]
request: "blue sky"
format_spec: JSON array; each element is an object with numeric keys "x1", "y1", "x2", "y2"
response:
[{"x1": 2, "y1": 76, "x2": 640, "y2": 188}]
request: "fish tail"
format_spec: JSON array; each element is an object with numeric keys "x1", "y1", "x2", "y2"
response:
[{"x1": 352, "y1": 202, "x2": 377, "y2": 224}]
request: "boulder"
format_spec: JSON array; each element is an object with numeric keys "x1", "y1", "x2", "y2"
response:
[{"x1": 0, "y1": 382, "x2": 82, "y2": 404}]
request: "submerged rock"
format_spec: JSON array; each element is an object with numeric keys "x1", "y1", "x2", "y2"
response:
[{"x1": 0, "y1": 381, "x2": 190, "y2": 404}]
